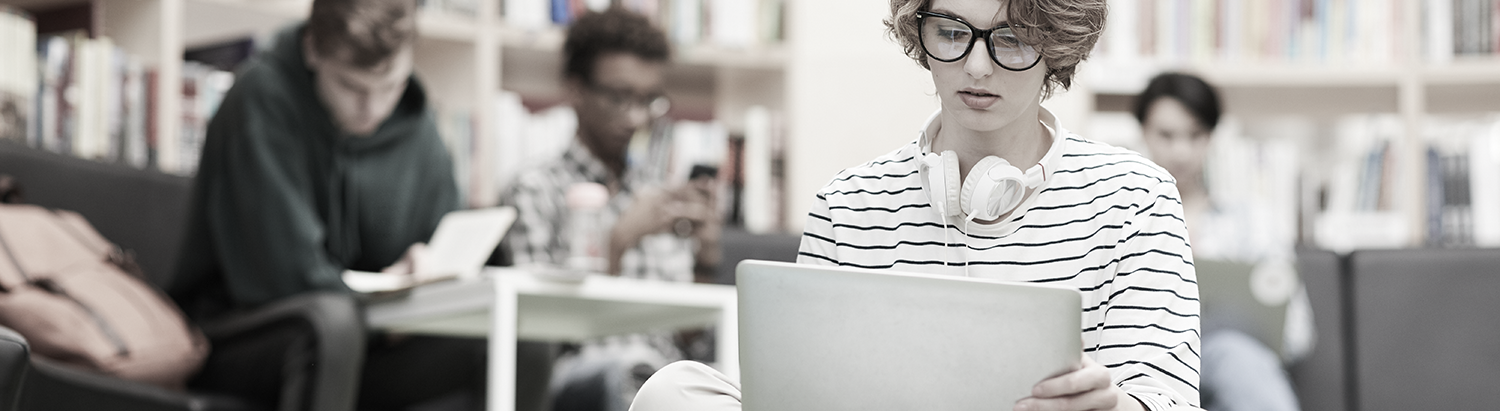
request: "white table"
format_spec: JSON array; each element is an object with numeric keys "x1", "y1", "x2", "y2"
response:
[{"x1": 364, "y1": 267, "x2": 739, "y2": 411}]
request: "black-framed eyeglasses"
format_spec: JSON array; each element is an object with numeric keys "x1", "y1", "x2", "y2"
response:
[
  {"x1": 586, "y1": 83, "x2": 671, "y2": 118},
  {"x1": 916, "y1": 11, "x2": 1041, "y2": 72}
]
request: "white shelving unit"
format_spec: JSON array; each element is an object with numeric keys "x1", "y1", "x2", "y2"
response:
[{"x1": 1075, "y1": 0, "x2": 1500, "y2": 248}]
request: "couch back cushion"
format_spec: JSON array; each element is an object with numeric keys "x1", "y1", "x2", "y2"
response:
[
  {"x1": 0, "y1": 143, "x2": 192, "y2": 287},
  {"x1": 1289, "y1": 247, "x2": 1347, "y2": 411},
  {"x1": 1350, "y1": 247, "x2": 1500, "y2": 411}
]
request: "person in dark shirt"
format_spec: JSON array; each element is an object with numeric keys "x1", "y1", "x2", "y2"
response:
[{"x1": 171, "y1": 0, "x2": 545, "y2": 409}]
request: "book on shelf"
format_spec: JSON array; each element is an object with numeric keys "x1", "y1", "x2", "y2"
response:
[
  {"x1": 1468, "y1": 118, "x2": 1500, "y2": 246},
  {"x1": 1425, "y1": 116, "x2": 1500, "y2": 247},
  {"x1": 20, "y1": 26, "x2": 235, "y2": 175},
  {"x1": 1097, "y1": 0, "x2": 1405, "y2": 66},
  {"x1": 175, "y1": 62, "x2": 235, "y2": 176},
  {"x1": 435, "y1": 106, "x2": 476, "y2": 205},
  {"x1": 504, "y1": 0, "x2": 552, "y2": 30},
  {"x1": 501, "y1": 0, "x2": 784, "y2": 49},
  {"x1": 0, "y1": 6, "x2": 36, "y2": 144},
  {"x1": 33, "y1": 33, "x2": 144, "y2": 164},
  {"x1": 669, "y1": 0, "x2": 701, "y2": 45},
  {"x1": 1310, "y1": 114, "x2": 1410, "y2": 251},
  {"x1": 489, "y1": 91, "x2": 577, "y2": 196},
  {"x1": 1426, "y1": 0, "x2": 1500, "y2": 63},
  {"x1": 737, "y1": 105, "x2": 783, "y2": 233}
]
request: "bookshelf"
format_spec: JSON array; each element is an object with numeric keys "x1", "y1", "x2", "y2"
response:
[
  {"x1": 0, "y1": 0, "x2": 790, "y2": 215},
  {"x1": 773, "y1": 0, "x2": 1500, "y2": 247},
  {"x1": 1079, "y1": 0, "x2": 1500, "y2": 249}
]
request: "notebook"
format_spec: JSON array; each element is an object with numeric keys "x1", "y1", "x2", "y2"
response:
[
  {"x1": 735, "y1": 260, "x2": 1082, "y2": 411},
  {"x1": 342, "y1": 206, "x2": 516, "y2": 293}
]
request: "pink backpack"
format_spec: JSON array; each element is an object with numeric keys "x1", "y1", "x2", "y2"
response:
[{"x1": 0, "y1": 203, "x2": 208, "y2": 390}]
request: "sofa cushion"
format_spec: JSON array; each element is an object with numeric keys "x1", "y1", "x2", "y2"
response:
[{"x1": 0, "y1": 142, "x2": 192, "y2": 287}]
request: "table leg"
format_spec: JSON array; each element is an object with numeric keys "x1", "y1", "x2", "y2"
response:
[
  {"x1": 490, "y1": 278, "x2": 519, "y2": 411},
  {"x1": 716, "y1": 294, "x2": 739, "y2": 379}
]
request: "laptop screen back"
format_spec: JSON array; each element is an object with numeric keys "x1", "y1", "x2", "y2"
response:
[{"x1": 736, "y1": 260, "x2": 1081, "y2": 411}]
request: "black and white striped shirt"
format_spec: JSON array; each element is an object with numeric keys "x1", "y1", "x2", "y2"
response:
[{"x1": 797, "y1": 113, "x2": 1200, "y2": 410}]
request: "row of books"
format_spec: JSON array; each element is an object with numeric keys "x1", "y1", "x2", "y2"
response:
[
  {"x1": 33, "y1": 33, "x2": 158, "y2": 169},
  {"x1": 434, "y1": 107, "x2": 477, "y2": 205},
  {"x1": 1098, "y1": 0, "x2": 1500, "y2": 66},
  {"x1": 1087, "y1": 111, "x2": 1500, "y2": 252},
  {"x1": 503, "y1": 0, "x2": 784, "y2": 48},
  {"x1": 1426, "y1": 0, "x2": 1500, "y2": 63},
  {"x1": 1313, "y1": 114, "x2": 1410, "y2": 251},
  {"x1": 1, "y1": 6, "x2": 234, "y2": 176},
  {"x1": 0, "y1": 6, "x2": 36, "y2": 143},
  {"x1": 1424, "y1": 116, "x2": 1500, "y2": 247},
  {"x1": 1308, "y1": 114, "x2": 1500, "y2": 250}
]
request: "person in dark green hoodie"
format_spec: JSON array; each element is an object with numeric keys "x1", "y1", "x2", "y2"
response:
[{"x1": 169, "y1": 0, "x2": 538, "y2": 410}]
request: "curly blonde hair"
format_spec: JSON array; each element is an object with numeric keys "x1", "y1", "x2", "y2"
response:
[{"x1": 885, "y1": 0, "x2": 1106, "y2": 99}]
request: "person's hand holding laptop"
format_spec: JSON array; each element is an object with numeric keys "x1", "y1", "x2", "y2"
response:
[{"x1": 736, "y1": 261, "x2": 1133, "y2": 411}]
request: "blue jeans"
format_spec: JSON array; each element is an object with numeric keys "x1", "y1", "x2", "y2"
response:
[{"x1": 1201, "y1": 330, "x2": 1300, "y2": 411}]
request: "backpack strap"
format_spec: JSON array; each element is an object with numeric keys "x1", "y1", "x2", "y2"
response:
[
  {"x1": 0, "y1": 174, "x2": 21, "y2": 205},
  {"x1": 0, "y1": 217, "x2": 27, "y2": 291},
  {"x1": 46, "y1": 210, "x2": 144, "y2": 278}
]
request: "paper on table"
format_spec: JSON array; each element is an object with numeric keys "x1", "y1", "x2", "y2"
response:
[{"x1": 343, "y1": 207, "x2": 518, "y2": 293}]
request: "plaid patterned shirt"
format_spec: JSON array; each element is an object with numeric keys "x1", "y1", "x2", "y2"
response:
[{"x1": 500, "y1": 140, "x2": 696, "y2": 283}]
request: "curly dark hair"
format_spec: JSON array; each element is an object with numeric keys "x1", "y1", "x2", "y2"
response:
[
  {"x1": 1132, "y1": 72, "x2": 1222, "y2": 132},
  {"x1": 306, "y1": 0, "x2": 417, "y2": 69},
  {"x1": 885, "y1": 0, "x2": 1107, "y2": 100},
  {"x1": 564, "y1": 7, "x2": 671, "y2": 84}
]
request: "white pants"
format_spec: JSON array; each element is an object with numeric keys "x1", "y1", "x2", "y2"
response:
[{"x1": 628, "y1": 361, "x2": 741, "y2": 411}]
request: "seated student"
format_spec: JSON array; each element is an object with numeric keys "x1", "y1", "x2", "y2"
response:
[
  {"x1": 1134, "y1": 72, "x2": 1312, "y2": 411},
  {"x1": 171, "y1": 0, "x2": 548, "y2": 409},
  {"x1": 629, "y1": 0, "x2": 1200, "y2": 410},
  {"x1": 498, "y1": 7, "x2": 722, "y2": 411}
]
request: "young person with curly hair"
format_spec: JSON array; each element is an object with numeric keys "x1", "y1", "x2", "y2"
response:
[
  {"x1": 498, "y1": 7, "x2": 723, "y2": 411},
  {"x1": 629, "y1": 0, "x2": 1201, "y2": 410}
]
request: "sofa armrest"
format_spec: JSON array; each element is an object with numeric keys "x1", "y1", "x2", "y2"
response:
[
  {"x1": 0, "y1": 325, "x2": 28, "y2": 410},
  {"x1": 20, "y1": 355, "x2": 257, "y2": 411},
  {"x1": 198, "y1": 292, "x2": 365, "y2": 411}
]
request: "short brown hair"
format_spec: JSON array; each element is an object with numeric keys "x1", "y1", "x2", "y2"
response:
[
  {"x1": 306, "y1": 0, "x2": 418, "y2": 69},
  {"x1": 885, "y1": 0, "x2": 1106, "y2": 99},
  {"x1": 564, "y1": 7, "x2": 671, "y2": 84}
]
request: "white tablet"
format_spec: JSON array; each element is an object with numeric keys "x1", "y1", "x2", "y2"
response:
[{"x1": 343, "y1": 207, "x2": 516, "y2": 293}]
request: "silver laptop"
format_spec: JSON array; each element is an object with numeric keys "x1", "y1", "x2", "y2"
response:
[
  {"x1": 1196, "y1": 258, "x2": 1292, "y2": 354},
  {"x1": 736, "y1": 260, "x2": 1082, "y2": 411}
]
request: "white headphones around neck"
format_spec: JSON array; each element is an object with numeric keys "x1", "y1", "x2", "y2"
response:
[{"x1": 916, "y1": 110, "x2": 1055, "y2": 223}]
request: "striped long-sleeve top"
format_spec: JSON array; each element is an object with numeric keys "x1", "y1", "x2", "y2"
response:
[{"x1": 796, "y1": 111, "x2": 1200, "y2": 410}]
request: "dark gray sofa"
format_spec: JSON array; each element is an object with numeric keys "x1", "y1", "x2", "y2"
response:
[
  {"x1": 1289, "y1": 247, "x2": 1500, "y2": 411},
  {"x1": 0, "y1": 141, "x2": 364, "y2": 411}
]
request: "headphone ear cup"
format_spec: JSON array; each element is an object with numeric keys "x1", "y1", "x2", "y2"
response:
[
  {"x1": 939, "y1": 151, "x2": 962, "y2": 217},
  {"x1": 960, "y1": 156, "x2": 1000, "y2": 220},
  {"x1": 920, "y1": 151, "x2": 955, "y2": 217},
  {"x1": 961, "y1": 156, "x2": 1026, "y2": 221}
]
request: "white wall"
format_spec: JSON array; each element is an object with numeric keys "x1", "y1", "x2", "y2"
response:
[{"x1": 783, "y1": 0, "x2": 938, "y2": 232}]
